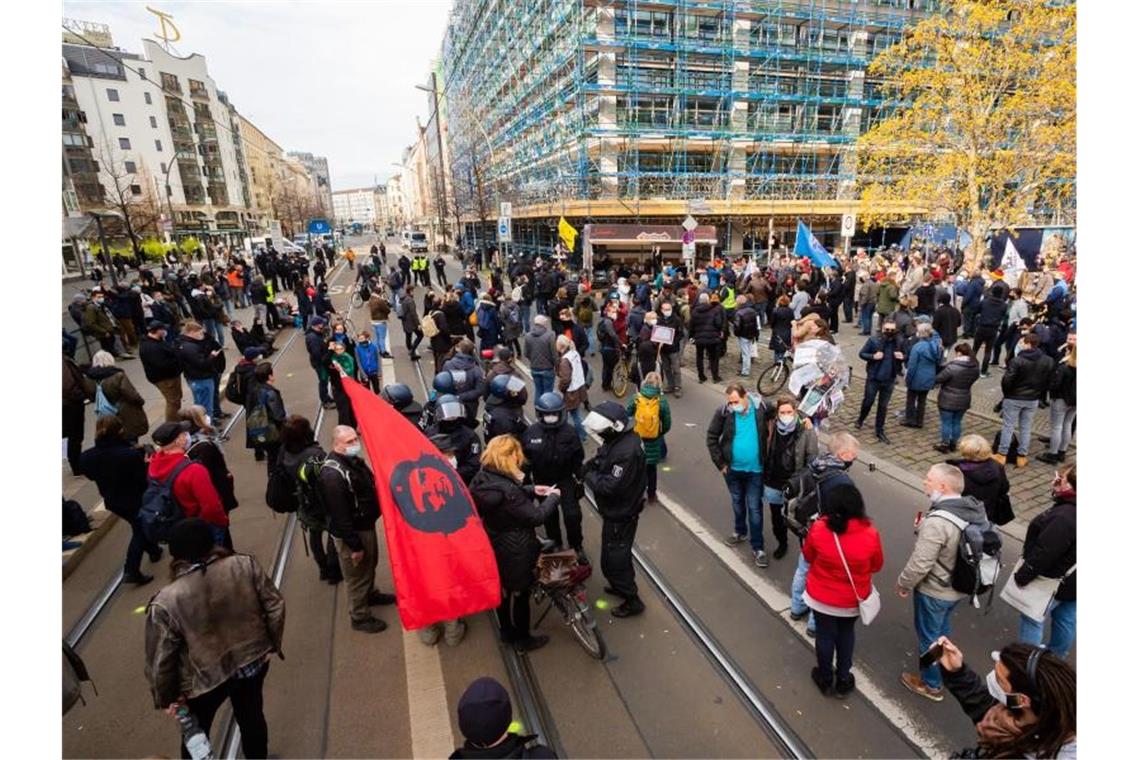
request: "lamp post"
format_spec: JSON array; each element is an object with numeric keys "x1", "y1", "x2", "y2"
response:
[{"x1": 416, "y1": 74, "x2": 451, "y2": 253}]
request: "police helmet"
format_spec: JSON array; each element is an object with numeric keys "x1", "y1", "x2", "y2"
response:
[
  {"x1": 535, "y1": 391, "x2": 566, "y2": 427},
  {"x1": 489, "y1": 374, "x2": 528, "y2": 403},
  {"x1": 433, "y1": 371, "x2": 456, "y2": 395},
  {"x1": 436, "y1": 394, "x2": 465, "y2": 422},
  {"x1": 381, "y1": 383, "x2": 414, "y2": 410}
]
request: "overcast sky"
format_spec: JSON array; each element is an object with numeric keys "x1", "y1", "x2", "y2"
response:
[{"x1": 62, "y1": 1, "x2": 453, "y2": 191}]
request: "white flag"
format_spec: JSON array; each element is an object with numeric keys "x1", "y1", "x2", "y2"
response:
[{"x1": 1000, "y1": 237, "x2": 1027, "y2": 286}]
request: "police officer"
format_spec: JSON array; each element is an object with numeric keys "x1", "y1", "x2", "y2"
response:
[
  {"x1": 424, "y1": 395, "x2": 483, "y2": 485},
  {"x1": 523, "y1": 392, "x2": 587, "y2": 565},
  {"x1": 483, "y1": 374, "x2": 528, "y2": 445},
  {"x1": 583, "y1": 401, "x2": 647, "y2": 618},
  {"x1": 381, "y1": 383, "x2": 423, "y2": 428},
  {"x1": 418, "y1": 371, "x2": 457, "y2": 431}
]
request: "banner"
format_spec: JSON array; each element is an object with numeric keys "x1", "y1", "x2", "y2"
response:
[
  {"x1": 342, "y1": 377, "x2": 500, "y2": 629},
  {"x1": 794, "y1": 219, "x2": 838, "y2": 269},
  {"x1": 558, "y1": 216, "x2": 578, "y2": 251}
]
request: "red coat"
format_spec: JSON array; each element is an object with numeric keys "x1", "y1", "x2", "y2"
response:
[
  {"x1": 803, "y1": 517, "x2": 883, "y2": 609},
  {"x1": 148, "y1": 450, "x2": 229, "y2": 528}
]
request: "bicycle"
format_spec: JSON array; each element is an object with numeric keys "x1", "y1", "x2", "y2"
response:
[
  {"x1": 756, "y1": 335, "x2": 794, "y2": 397},
  {"x1": 532, "y1": 550, "x2": 606, "y2": 660},
  {"x1": 611, "y1": 342, "x2": 639, "y2": 399}
]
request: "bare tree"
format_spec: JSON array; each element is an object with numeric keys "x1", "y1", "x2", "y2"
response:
[{"x1": 93, "y1": 137, "x2": 164, "y2": 258}]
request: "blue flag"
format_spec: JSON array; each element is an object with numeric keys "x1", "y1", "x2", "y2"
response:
[{"x1": 794, "y1": 220, "x2": 838, "y2": 269}]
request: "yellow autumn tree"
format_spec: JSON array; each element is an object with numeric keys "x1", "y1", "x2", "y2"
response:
[{"x1": 856, "y1": 0, "x2": 1074, "y2": 271}]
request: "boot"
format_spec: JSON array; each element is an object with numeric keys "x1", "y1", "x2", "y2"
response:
[
  {"x1": 611, "y1": 597, "x2": 646, "y2": 618},
  {"x1": 993, "y1": 453, "x2": 1007, "y2": 466},
  {"x1": 1036, "y1": 451, "x2": 1059, "y2": 464},
  {"x1": 1016, "y1": 455, "x2": 1028, "y2": 469},
  {"x1": 810, "y1": 667, "x2": 833, "y2": 696},
  {"x1": 834, "y1": 673, "x2": 856, "y2": 699}
]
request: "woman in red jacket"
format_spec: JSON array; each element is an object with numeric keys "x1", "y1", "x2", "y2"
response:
[{"x1": 802, "y1": 483, "x2": 883, "y2": 698}]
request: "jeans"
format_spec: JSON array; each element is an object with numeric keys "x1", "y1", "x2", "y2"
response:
[
  {"x1": 531, "y1": 369, "x2": 555, "y2": 401},
  {"x1": 372, "y1": 321, "x2": 389, "y2": 354},
  {"x1": 586, "y1": 323, "x2": 598, "y2": 355},
  {"x1": 904, "y1": 389, "x2": 929, "y2": 426},
  {"x1": 738, "y1": 337, "x2": 754, "y2": 375},
  {"x1": 858, "y1": 379, "x2": 894, "y2": 435},
  {"x1": 569, "y1": 407, "x2": 586, "y2": 441},
  {"x1": 1049, "y1": 398, "x2": 1076, "y2": 454},
  {"x1": 999, "y1": 398, "x2": 1037, "y2": 456},
  {"x1": 1018, "y1": 599, "x2": 1076, "y2": 659},
  {"x1": 914, "y1": 592, "x2": 961, "y2": 689},
  {"x1": 184, "y1": 664, "x2": 269, "y2": 760},
  {"x1": 662, "y1": 351, "x2": 682, "y2": 392},
  {"x1": 815, "y1": 612, "x2": 857, "y2": 683},
  {"x1": 187, "y1": 377, "x2": 216, "y2": 414},
  {"x1": 939, "y1": 409, "x2": 964, "y2": 445},
  {"x1": 724, "y1": 469, "x2": 764, "y2": 552},
  {"x1": 125, "y1": 516, "x2": 161, "y2": 575},
  {"x1": 520, "y1": 303, "x2": 532, "y2": 333},
  {"x1": 790, "y1": 552, "x2": 816, "y2": 632},
  {"x1": 762, "y1": 485, "x2": 788, "y2": 549},
  {"x1": 858, "y1": 303, "x2": 874, "y2": 334},
  {"x1": 253, "y1": 303, "x2": 267, "y2": 326},
  {"x1": 203, "y1": 318, "x2": 225, "y2": 348}
]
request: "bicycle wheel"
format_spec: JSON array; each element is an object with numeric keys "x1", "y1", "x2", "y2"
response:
[
  {"x1": 612, "y1": 360, "x2": 629, "y2": 398},
  {"x1": 554, "y1": 592, "x2": 607, "y2": 660},
  {"x1": 350, "y1": 291, "x2": 363, "y2": 309},
  {"x1": 757, "y1": 360, "x2": 788, "y2": 397}
]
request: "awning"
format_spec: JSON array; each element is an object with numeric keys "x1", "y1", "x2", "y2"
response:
[
  {"x1": 584, "y1": 223, "x2": 718, "y2": 245},
  {"x1": 62, "y1": 215, "x2": 97, "y2": 240}
]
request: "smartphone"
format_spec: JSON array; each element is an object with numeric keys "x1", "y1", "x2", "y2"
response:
[{"x1": 919, "y1": 642, "x2": 944, "y2": 670}]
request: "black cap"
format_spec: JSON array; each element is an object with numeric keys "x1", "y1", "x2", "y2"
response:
[
  {"x1": 457, "y1": 677, "x2": 512, "y2": 746},
  {"x1": 152, "y1": 420, "x2": 192, "y2": 446},
  {"x1": 167, "y1": 518, "x2": 215, "y2": 562},
  {"x1": 146, "y1": 320, "x2": 167, "y2": 332},
  {"x1": 242, "y1": 347, "x2": 264, "y2": 361}
]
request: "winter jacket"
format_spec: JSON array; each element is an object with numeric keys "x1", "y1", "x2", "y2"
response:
[
  {"x1": 139, "y1": 336, "x2": 182, "y2": 383},
  {"x1": 86, "y1": 366, "x2": 148, "y2": 440},
  {"x1": 584, "y1": 429, "x2": 647, "y2": 522},
  {"x1": 596, "y1": 316, "x2": 620, "y2": 350},
  {"x1": 961, "y1": 276, "x2": 985, "y2": 310},
  {"x1": 443, "y1": 351, "x2": 487, "y2": 408},
  {"x1": 147, "y1": 449, "x2": 229, "y2": 528},
  {"x1": 367, "y1": 293, "x2": 391, "y2": 322},
  {"x1": 176, "y1": 334, "x2": 223, "y2": 380},
  {"x1": 441, "y1": 300, "x2": 467, "y2": 335},
  {"x1": 857, "y1": 280, "x2": 878, "y2": 308},
  {"x1": 355, "y1": 341, "x2": 380, "y2": 376},
  {"x1": 83, "y1": 302, "x2": 117, "y2": 339},
  {"x1": 523, "y1": 325, "x2": 559, "y2": 371},
  {"x1": 1014, "y1": 497, "x2": 1076, "y2": 602},
  {"x1": 859, "y1": 334, "x2": 905, "y2": 384},
  {"x1": 803, "y1": 517, "x2": 884, "y2": 610},
  {"x1": 705, "y1": 394, "x2": 770, "y2": 472},
  {"x1": 976, "y1": 295, "x2": 1008, "y2": 331},
  {"x1": 78, "y1": 437, "x2": 147, "y2": 520},
  {"x1": 425, "y1": 421, "x2": 484, "y2": 485},
  {"x1": 399, "y1": 292, "x2": 420, "y2": 333},
  {"x1": 951, "y1": 458, "x2": 1012, "y2": 527},
  {"x1": 499, "y1": 301, "x2": 523, "y2": 342},
  {"x1": 656, "y1": 312, "x2": 685, "y2": 353},
  {"x1": 769, "y1": 306, "x2": 794, "y2": 352},
  {"x1": 1001, "y1": 348, "x2": 1054, "y2": 401},
  {"x1": 733, "y1": 303, "x2": 760, "y2": 340},
  {"x1": 449, "y1": 733, "x2": 556, "y2": 759},
  {"x1": 876, "y1": 281, "x2": 900, "y2": 315},
  {"x1": 935, "y1": 357, "x2": 981, "y2": 412},
  {"x1": 897, "y1": 495, "x2": 987, "y2": 601},
  {"x1": 468, "y1": 469, "x2": 558, "y2": 592},
  {"x1": 186, "y1": 434, "x2": 239, "y2": 512},
  {"x1": 905, "y1": 337, "x2": 941, "y2": 392},
  {"x1": 932, "y1": 304, "x2": 962, "y2": 351},
  {"x1": 626, "y1": 386, "x2": 671, "y2": 465},
  {"x1": 1049, "y1": 361, "x2": 1076, "y2": 407},
  {"x1": 689, "y1": 302, "x2": 725, "y2": 345},
  {"x1": 915, "y1": 283, "x2": 937, "y2": 316},
  {"x1": 145, "y1": 552, "x2": 284, "y2": 708},
  {"x1": 304, "y1": 328, "x2": 329, "y2": 370},
  {"x1": 318, "y1": 452, "x2": 381, "y2": 551},
  {"x1": 245, "y1": 383, "x2": 286, "y2": 449},
  {"x1": 63, "y1": 356, "x2": 93, "y2": 405},
  {"x1": 555, "y1": 352, "x2": 587, "y2": 411},
  {"x1": 762, "y1": 417, "x2": 819, "y2": 490},
  {"x1": 522, "y1": 420, "x2": 585, "y2": 485}
]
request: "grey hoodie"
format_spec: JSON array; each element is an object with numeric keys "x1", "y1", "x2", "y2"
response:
[
  {"x1": 897, "y1": 495, "x2": 987, "y2": 601},
  {"x1": 523, "y1": 324, "x2": 558, "y2": 371}
]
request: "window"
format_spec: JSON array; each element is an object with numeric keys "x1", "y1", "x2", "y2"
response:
[
  {"x1": 160, "y1": 162, "x2": 167, "y2": 174},
  {"x1": 144, "y1": 91, "x2": 152, "y2": 105},
  {"x1": 150, "y1": 116, "x2": 158, "y2": 128},
  {"x1": 125, "y1": 161, "x2": 137, "y2": 174},
  {"x1": 155, "y1": 139, "x2": 163, "y2": 152},
  {"x1": 118, "y1": 137, "x2": 131, "y2": 149},
  {"x1": 91, "y1": 61, "x2": 121, "y2": 76},
  {"x1": 112, "y1": 113, "x2": 125, "y2": 126},
  {"x1": 130, "y1": 184, "x2": 142, "y2": 196},
  {"x1": 106, "y1": 88, "x2": 120, "y2": 102},
  {"x1": 138, "y1": 67, "x2": 146, "y2": 80}
]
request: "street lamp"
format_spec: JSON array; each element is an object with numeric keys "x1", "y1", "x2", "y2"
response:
[{"x1": 415, "y1": 75, "x2": 451, "y2": 252}]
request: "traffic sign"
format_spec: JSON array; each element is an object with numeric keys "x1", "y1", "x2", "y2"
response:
[
  {"x1": 682, "y1": 240, "x2": 695, "y2": 259},
  {"x1": 497, "y1": 217, "x2": 511, "y2": 243},
  {"x1": 500, "y1": 202, "x2": 512, "y2": 219},
  {"x1": 682, "y1": 229, "x2": 695, "y2": 245},
  {"x1": 841, "y1": 213, "x2": 857, "y2": 238},
  {"x1": 308, "y1": 219, "x2": 331, "y2": 235},
  {"x1": 682, "y1": 215, "x2": 698, "y2": 232}
]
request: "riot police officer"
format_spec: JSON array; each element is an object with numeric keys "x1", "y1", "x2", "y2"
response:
[
  {"x1": 418, "y1": 371, "x2": 457, "y2": 431},
  {"x1": 523, "y1": 392, "x2": 587, "y2": 565},
  {"x1": 424, "y1": 394, "x2": 483, "y2": 485},
  {"x1": 583, "y1": 401, "x2": 647, "y2": 618},
  {"x1": 483, "y1": 374, "x2": 528, "y2": 445},
  {"x1": 381, "y1": 383, "x2": 423, "y2": 428}
]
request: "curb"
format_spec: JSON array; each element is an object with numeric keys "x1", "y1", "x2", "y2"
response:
[{"x1": 63, "y1": 509, "x2": 119, "y2": 581}]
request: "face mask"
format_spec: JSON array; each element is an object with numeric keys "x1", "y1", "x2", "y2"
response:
[
  {"x1": 732, "y1": 402, "x2": 747, "y2": 414},
  {"x1": 778, "y1": 414, "x2": 796, "y2": 426},
  {"x1": 181, "y1": 435, "x2": 191, "y2": 451},
  {"x1": 645, "y1": 319, "x2": 657, "y2": 327},
  {"x1": 542, "y1": 414, "x2": 561, "y2": 425},
  {"x1": 94, "y1": 298, "x2": 104, "y2": 305},
  {"x1": 447, "y1": 456, "x2": 458, "y2": 468},
  {"x1": 985, "y1": 669, "x2": 1022, "y2": 710},
  {"x1": 345, "y1": 443, "x2": 362, "y2": 458},
  {"x1": 661, "y1": 308, "x2": 672, "y2": 317}
]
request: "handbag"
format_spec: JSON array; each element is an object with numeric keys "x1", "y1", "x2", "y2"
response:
[
  {"x1": 999, "y1": 560, "x2": 1075, "y2": 623},
  {"x1": 834, "y1": 531, "x2": 881, "y2": 626}
]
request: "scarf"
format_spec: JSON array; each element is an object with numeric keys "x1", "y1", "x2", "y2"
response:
[{"x1": 975, "y1": 703, "x2": 1038, "y2": 757}]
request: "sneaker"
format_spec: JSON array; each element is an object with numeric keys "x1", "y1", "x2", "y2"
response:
[
  {"x1": 418, "y1": 624, "x2": 442, "y2": 647},
  {"x1": 773, "y1": 543, "x2": 788, "y2": 560},
  {"x1": 611, "y1": 598, "x2": 646, "y2": 618},
  {"x1": 979, "y1": 372, "x2": 990, "y2": 379},
  {"x1": 122, "y1": 571, "x2": 154, "y2": 585},
  {"x1": 673, "y1": 388, "x2": 683, "y2": 398},
  {"x1": 351, "y1": 616, "x2": 388, "y2": 633},
  {"x1": 515, "y1": 634, "x2": 550, "y2": 652},
  {"x1": 834, "y1": 673, "x2": 856, "y2": 699},
  {"x1": 754, "y1": 550, "x2": 769, "y2": 568},
  {"x1": 876, "y1": 432, "x2": 892, "y2": 445},
  {"x1": 900, "y1": 671, "x2": 944, "y2": 702},
  {"x1": 368, "y1": 590, "x2": 397, "y2": 606},
  {"x1": 444, "y1": 620, "x2": 467, "y2": 647},
  {"x1": 723, "y1": 533, "x2": 746, "y2": 547},
  {"x1": 1036, "y1": 452, "x2": 1059, "y2": 464},
  {"x1": 322, "y1": 401, "x2": 338, "y2": 409},
  {"x1": 789, "y1": 609, "x2": 808, "y2": 622},
  {"x1": 805, "y1": 626, "x2": 815, "y2": 638}
]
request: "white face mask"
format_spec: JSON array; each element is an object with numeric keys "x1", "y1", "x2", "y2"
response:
[
  {"x1": 448, "y1": 456, "x2": 458, "y2": 468},
  {"x1": 778, "y1": 414, "x2": 796, "y2": 426},
  {"x1": 542, "y1": 414, "x2": 561, "y2": 425},
  {"x1": 985, "y1": 669, "x2": 1022, "y2": 710},
  {"x1": 345, "y1": 443, "x2": 362, "y2": 458}
]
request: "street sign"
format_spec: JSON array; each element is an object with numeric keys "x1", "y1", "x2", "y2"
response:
[
  {"x1": 500, "y1": 202, "x2": 512, "y2": 219},
  {"x1": 689, "y1": 198, "x2": 712, "y2": 214},
  {"x1": 269, "y1": 220, "x2": 284, "y2": 250},
  {"x1": 682, "y1": 215, "x2": 698, "y2": 232},
  {"x1": 497, "y1": 217, "x2": 511, "y2": 243},
  {"x1": 682, "y1": 229, "x2": 695, "y2": 245},
  {"x1": 682, "y1": 240, "x2": 695, "y2": 259},
  {"x1": 308, "y1": 219, "x2": 331, "y2": 235},
  {"x1": 841, "y1": 213, "x2": 857, "y2": 238}
]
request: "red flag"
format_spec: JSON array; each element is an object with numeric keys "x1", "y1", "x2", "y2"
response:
[{"x1": 341, "y1": 376, "x2": 500, "y2": 629}]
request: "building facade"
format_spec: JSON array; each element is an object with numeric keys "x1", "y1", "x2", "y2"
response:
[
  {"x1": 237, "y1": 114, "x2": 284, "y2": 234},
  {"x1": 331, "y1": 187, "x2": 380, "y2": 228},
  {"x1": 287, "y1": 151, "x2": 334, "y2": 220}
]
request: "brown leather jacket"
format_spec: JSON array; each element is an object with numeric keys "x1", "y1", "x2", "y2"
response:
[{"x1": 145, "y1": 552, "x2": 285, "y2": 708}]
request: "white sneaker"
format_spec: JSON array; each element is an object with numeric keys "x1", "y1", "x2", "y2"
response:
[{"x1": 754, "y1": 550, "x2": 769, "y2": 568}]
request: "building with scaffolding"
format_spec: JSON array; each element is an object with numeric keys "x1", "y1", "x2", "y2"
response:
[{"x1": 442, "y1": 0, "x2": 942, "y2": 263}]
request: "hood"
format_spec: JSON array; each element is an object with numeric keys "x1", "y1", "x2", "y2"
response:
[
  {"x1": 810, "y1": 453, "x2": 851, "y2": 476},
  {"x1": 282, "y1": 440, "x2": 324, "y2": 466},
  {"x1": 1018, "y1": 348, "x2": 1044, "y2": 361},
  {"x1": 693, "y1": 302, "x2": 716, "y2": 314},
  {"x1": 951, "y1": 458, "x2": 1001, "y2": 485},
  {"x1": 86, "y1": 366, "x2": 122, "y2": 380},
  {"x1": 449, "y1": 352, "x2": 478, "y2": 370},
  {"x1": 148, "y1": 449, "x2": 190, "y2": 480},
  {"x1": 930, "y1": 494, "x2": 987, "y2": 524},
  {"x1": 639, "y1": 385, "x2": 660, "y2": 399},
  {"x1": 528, "y1": 324, "x2": 548, "y2": 337},
  {"x1": 951, "y1": 356, "x2": 979, "y2": 368}
]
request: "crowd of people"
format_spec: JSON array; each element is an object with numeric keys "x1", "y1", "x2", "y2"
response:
[{"x1": 63, "y1": 234, "x2": 1077, "y2": 759}]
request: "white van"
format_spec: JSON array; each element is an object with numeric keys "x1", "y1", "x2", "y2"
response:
[{"x1": 402, "y1": 229, "x2": 428, "y2": 253}]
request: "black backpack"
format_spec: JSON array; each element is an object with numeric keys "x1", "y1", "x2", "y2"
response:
[
  {"x1": 224, "y1": 368, "x2": 248, "y2": 405},
  {"x1": 782, "y1": 467, "x2": 847, "y2": 540},
  {"x1": 296, "y1": 455, "x2": 346, "y2": 531},
  {"x1": 138, "y1": 459, "x2": 194, "y2": 544},
  {"x1": 63, "y1": 498, "x2": 92, "y2": 537},
  {"x1": 265, "y1": 450, "x2": 299, "y2": 515},
  {"x1": 930, "y1": 509, "x2": 1003, "y2": 611}
]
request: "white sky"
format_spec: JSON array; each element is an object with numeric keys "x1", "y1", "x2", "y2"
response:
[{"x1": 61, "y1": 0, "x2": 454, "y2": 191}]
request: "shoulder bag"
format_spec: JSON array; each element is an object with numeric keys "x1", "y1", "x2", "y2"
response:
[
  {"x1": 834, "y1": 531, "x2": 881, "y2": 625},
  {"x1": 999, "y1": 561, "x2": 1075, "y2": 623}
]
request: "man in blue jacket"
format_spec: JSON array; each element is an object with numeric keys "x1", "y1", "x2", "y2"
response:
[
  {"x1": 958, "y1": 271, "x2": 985, "y2": 338},
  {"x1": 856, "y1": 319, "x2": 905, "y2": 444}
]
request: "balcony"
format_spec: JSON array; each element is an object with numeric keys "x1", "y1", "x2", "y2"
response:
[{"x1": 189, "y1": 83, "x2": 209, "y2": 101}]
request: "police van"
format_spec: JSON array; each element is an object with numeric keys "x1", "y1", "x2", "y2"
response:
[{"x1": 402, "y1": 229, "x2": 429, "y2": 253}]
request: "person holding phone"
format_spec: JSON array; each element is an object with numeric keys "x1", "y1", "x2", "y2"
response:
[{"x1": 855, "y1": 318, "x2": 906, "y2": 444}]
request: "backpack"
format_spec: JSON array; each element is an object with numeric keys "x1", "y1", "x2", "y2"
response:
[
  {"x1": 477, "y1": 304, "x2": 496, "y2": 332},
  {"x1": 501, "y1": 302, "x2": 521, "y2": 329},
  {"x1": 246, "y1": 388, "x2": 279, "y2": 446},
  {"x1": 264, "y1": 452, "x2": 298, "y2": 514},
  {"x1": 296, "y1": 455, "x2": 345, "y2": 531},
  {"x1": 63, "y1": 498, "x2": 92, "y2": 537},
  {"x1": 224, "y1": 368, "x2": 248, "y2": 405},
  {"x1": 63, "y1": 642, "x2": 94, "y2": 716},
  {"x1": 138, "y1": 459, "x2": 194, "y2": 544},
  {"x1": 782, "y1": 467, "x2": 847, "y2": 540},
  {"x1": 421, "y1": 311, "x2": 441, "y2": 338},
  {"x1": 633, "y1": 395, "x2": 661, "y2": 440},
  {"x1": 94, "y1": 381, "x2": 118, "y2": 417},
  {"x1": 930, "y1": 509, "x2": 1003, "y2": 611}
]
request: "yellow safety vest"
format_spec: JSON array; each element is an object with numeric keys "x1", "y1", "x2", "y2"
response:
[{"x1": 722, "y1": 286, "x2": 737, "y2": 310}]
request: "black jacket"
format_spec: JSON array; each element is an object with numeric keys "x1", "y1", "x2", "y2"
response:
[
  {"x1": 688, "y1": 302, "x2": 724, "y2": 345},
  {"x1": 78, "y1": 438, "x2": 147, "y2": 520},
  {"x1": 975, "y1": 295, "x2": 1008, "y2": 331},
  {"x1": 733, "y1": 303, "x2": 760, "y2": 339},
  {"x1": 950, "y1": 458, "x2": 1012, "y2": 526},
  {"x1": 522, "y1": 420, "x2": 585, "y2": 485},
  {"x1": 1000, "y1": 348, "x2": 1054, "y2": 401},
  {"x1": 468, "y1": 469, "x2": 558, "y2": 592},
  {"x1": 705, "y1": 396, "x2": 770, "y2": 472},
  {"x1": 656, "y1": 312, "x2": 685, "y2": 353},
  {"x1": 931, "y1": 304, "x2": 961, "y2": 348},
  {"x1": 1015, "y1": 497, "x2": 1076, "y2": 601},
  {"x1": 584, "y1": 430, "x2": 647, "y2": 522},
  {"x1": 1049, "y1": 361, "x2": 1076, "y2": 407},
  {"x1": 915, "y1": 283, "x2": 937, "y2": 316},
  {"x1": 139, "y1": 336, "x2": 181, "y2": 383},
  {"x1": 318, "y1": 452, "x2": 381, "y2": 551},
  {"x1": 305, "y1": 328, "x2": 328, "y2": 370},
  {"x1": 484, "y1": 403, "x2": 527, "y2": 444},
  {"x1": 859, "y1": 334, "x2": 905, "y2": 384},
  {"x1": 768, "y1": 306, "x2": 794, "y2": 351},
  {"x1": 186, "y1": 435, "x2": 239, "y2": 512},
  {"x1": 934, "y1": 357, "x2": 981, "y2": 412},
  {"x1": 176, "y1": 334, "x2": 222, "y2": 380},
  {"x1": 450, "y1": 734, "x2": 555, "y2": 759},
  {"x1": 425, "y1": 421, "x2": 483, "y2": 485}
]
